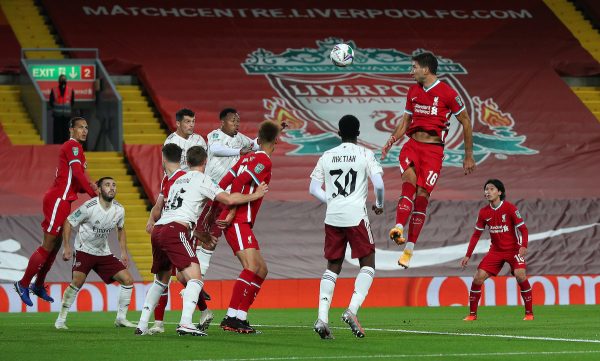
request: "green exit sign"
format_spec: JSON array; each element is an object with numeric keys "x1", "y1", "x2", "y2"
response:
[{"x1": 28, "y1": 64, "x2": 96, "y2": 81}]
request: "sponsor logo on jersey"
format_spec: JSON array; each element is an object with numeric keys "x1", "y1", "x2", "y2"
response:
[{"x1": 242, "y1": 38, "x2": 538, "y2": 167}]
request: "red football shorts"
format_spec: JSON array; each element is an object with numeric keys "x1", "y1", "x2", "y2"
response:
[
  {"x1": 224, "y1": 222, "x2": 260, "y2": 255},
  {"x1": 197, "y1": 200, "x2": 225, "y2": 238},
  {"x1": 150, "y1": 223, "x2": 198, "y2": 274},
  {"x1": 72, "y1": 251, "x2": 127, "y2": 284},
  {"x1": 478, "y1": 250, "x2": 527, "y2": 276},
  {"x1": 398, "y1": 138, "x2": 444, "y2": 194},
  {"x1": 41, "y1": 192, "x2": 72, "y2": 236},
  {"x1": 324, "y1": 219, "x2": 375, "y2": 260}
]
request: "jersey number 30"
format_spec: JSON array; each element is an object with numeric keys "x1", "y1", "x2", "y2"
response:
[{"x1": 330, "y1": 168, "x2": 357, "y2": 198}]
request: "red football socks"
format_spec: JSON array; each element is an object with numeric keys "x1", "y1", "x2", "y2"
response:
[
  {"x1": 20, "y1": 246, "x2": 50, "y2": 287},
  {"x1": 34, "y1": 247, "x2": 59, "y2": 287},
  {"x1": 154, "y1": 292, "x2": 168, "y2": 321},
  {"x1": 228, "y1": 269, "x2": 255, "y2": 310},
  {"x1": 395, "y1": 183, "x2": 416, "y2": 225},
  {"x1": 519, "y1": 280, "x2": 533, "y2": 314},
  {"x1": 407, "y1": 196, "x2": 428, "y2": 244},
  {"x1": 469, "y1": 283, "x2": 482, "y2": 315},
  {"x1": 238, "y1": 273, "x2": 264, "y2": 312}
]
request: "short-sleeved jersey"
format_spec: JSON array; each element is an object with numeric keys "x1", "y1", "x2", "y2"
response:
[
  {"x1": 220, "y1": 151, "x2": 272, "y2": 226},
  {"x1": 159, "y1": 168, "x2": 185, "y2": 211},
  {"x1": 155, "y1": 170, "x2": 224, "y2": 227},
  {"x1": 404, "y1": 80, "x2": 466, "y2": 143},
  {"x1": 205, "y1": 129, "x2": 253, "y2": 182},
  {"x1": 67, "y1": 197, "x2": 125, "y2": 256},
  {"x1": 474, "y1": 200, "x2": 526, "y2": 253},
  {"x1": 50, "y1": 138, "x2": 88, "y2": 201},
  {"x1": 164, "y1": 133, "x2": 207, "y2": 171},
  {"x1": 310, "y1": 143, "x2": 383, "y2": 227}
]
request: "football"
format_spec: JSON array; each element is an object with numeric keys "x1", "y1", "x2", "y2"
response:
[{"x1": 330, "y1": 43, "x2": 354, "y2": 67}]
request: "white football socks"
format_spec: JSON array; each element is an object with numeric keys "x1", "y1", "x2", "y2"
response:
[
  {"x1": 116, "y1": 285, "x2": 133, "y2": 320},
  {"x1": 138, "y1": 278, "x2": 168, "y2": 330},
  {"x1": 57, "y1": 284, "x2": 79, "y2": 321},
  {"x1": 404, "y1": 242, "x2": 415, "y2": 252},
  {"x1": 318, "y1": 270, "x2": 338, "y2": 323},
  {"x1": 348, "y1": 266, "x2": 375, "y2": 314},
  {"x1": 180, "y1": 279, "x2": 203, "y2": 326},
  {"x1": 196, "y1": 247, "x2": 213, "y2": 276}
]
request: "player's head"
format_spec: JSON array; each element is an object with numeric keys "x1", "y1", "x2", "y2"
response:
[
  {"x1": 257, "y1": 120, "x2": 280, "y2": 147},
  {"x1": 175, "y1": 108, "x2": 195, "y2": 136},
  {"x1": 96, "y1": 177, "x2": 116, "y2": 202},
  {"x1": 484, "y1": 179, "x2": 506, "y2": 202},
  {"x1": 338, "y1": 114, "x2": 360, "y2": 142},
  {"x1": 411, "y1": 52, "x2": 438, "y2": 84},
  {"x1": 58, "y1": 74, "x2": 67, "y2": 86},
  {"x1": 220, "y1": 108, "x2": 240, "y2": 136},
  {"x1": 187, "y1": 145, "x2": 208, "y2": 168},
  {"x1": 69, "y1": 117, "x2": 88, "y2": 142},
  {"x1": 162, "y1": 143, "x2": 182, "y2": 169}
]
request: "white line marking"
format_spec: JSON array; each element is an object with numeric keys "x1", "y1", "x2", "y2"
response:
[
  {"x1": 182, "y1": 350, "x2": 600, "y2": 361},
  {"x1": 13, "y1": 321, "x2": 600, "y2": 344}
]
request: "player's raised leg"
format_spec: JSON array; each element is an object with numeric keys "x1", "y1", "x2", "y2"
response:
[
  {"x1": 399, "y1": 188, "x2": 430, "y2": 268},
  {"x1": 390, "y1": 167, "x2": 417, "y2": 246}
]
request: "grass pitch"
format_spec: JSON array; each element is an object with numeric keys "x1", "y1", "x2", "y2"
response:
[{"x1": 1, "y1": 306, "x2": 599, "y2": 361}]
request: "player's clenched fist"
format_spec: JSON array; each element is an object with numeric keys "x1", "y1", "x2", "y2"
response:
[{"x1": 380, "y1": 135, "x2": 397, "y2": 160}]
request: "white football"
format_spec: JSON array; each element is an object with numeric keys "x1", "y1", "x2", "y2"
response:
[{"x1": 330, "y1": 43, "x2": 354, "y2": 67}]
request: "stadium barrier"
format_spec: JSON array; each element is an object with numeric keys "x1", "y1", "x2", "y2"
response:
[{"x1": 2, "y1": 274, "x2": 599, "y2": 312}]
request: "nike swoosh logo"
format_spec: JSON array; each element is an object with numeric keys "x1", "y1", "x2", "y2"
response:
[
  {"x1": 485, "y1": 218, "x2": 492, "y2": 222},
  {"x1": 344, "y1": 223, "x2": 600, "y2": 270}
]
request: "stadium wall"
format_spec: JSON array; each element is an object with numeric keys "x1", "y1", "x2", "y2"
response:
[{"x1": 1, "y1": 275, "x2": 599, "y2": 312}]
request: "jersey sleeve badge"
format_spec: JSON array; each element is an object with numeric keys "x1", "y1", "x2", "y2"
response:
[
  {"x1": 72, "y1": 147, "x2": 79, "y2": 156},
  {"x1": 254, "y1": 163, "x2": 265, "y2": 174}
]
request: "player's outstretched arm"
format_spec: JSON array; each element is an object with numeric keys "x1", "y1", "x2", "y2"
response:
[
  {"x1": 216, "y1": 182, "x2": 268, "y2": 206},
  {"x1": 381, "y1": 113, "x2": 411, "y2": 160},
  {"x1": 62, "y1": 220, "x2": 74, "y2": 261},
  {"x1": 117, "y1": 227, "x2": 129, "y2": 268},
  {"x1": 455, "y1": 111, "x2": 475, "y2": 175}
]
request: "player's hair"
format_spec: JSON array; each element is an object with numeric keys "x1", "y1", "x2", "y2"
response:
[
  {"x1": 96, "y1": 176, "x2": 114, "y2": 188},
  {"x1": 69, "y1": 117, "x2": 86, "y2": 128},
  {"x1": 484, "y1": 179, "x2": 506, "y2": 200},
  {"x1": 338, "y1": 114, "x2": 360, "y2": 139},
  {"x1": 162, "y1": 143, "x2": 182, "y2": 163},
  {"x1": 187, "y1": 146, "x2": 207, "y2": 167},
  {"x1": 412, "y1": 52, "x2": 438, "y2": 75},
  {"x1": 219, "y1": 108, "x2": 238, "y2": 120},
  {"x1": 176, "y1": 108, "x2": 195, "y2": 122},
  {"x1": 257, "y1": 120, "x2": 280, "y2": 143}
]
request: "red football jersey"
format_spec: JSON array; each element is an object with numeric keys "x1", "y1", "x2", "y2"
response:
[
  {"x1": 474, "y1": 201, "x2": 526, "y2": 253},
  {"x1": 159, "y1": 169, "x2": 185, "y2": 211},
  {"x1": 219, "y1": 151, "x2": 272, "y2": 226},
  {"x1": 49, "y1": 138, "x2": 94, "y2": 201},
  {"x1": 404, "y1": 80, "x2": 466, "y2": 142}
]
